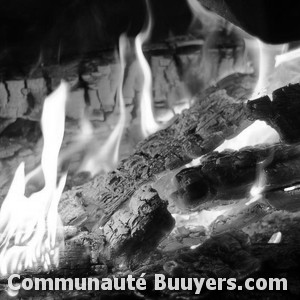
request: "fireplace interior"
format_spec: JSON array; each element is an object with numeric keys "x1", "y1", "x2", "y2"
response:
[{"x1": 1, "y1": 0, "x2": 300, "y2": 299}]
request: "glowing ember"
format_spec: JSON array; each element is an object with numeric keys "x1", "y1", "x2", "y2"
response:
[
  {"x1": 79, "y1": 35, "x2": 127, "y2": 176},
  {"x1": 190, "y1": 243, "x2": 201, "y2": 250},
  {"x1": 135, "y1": 9, "x2": 160, "y2": 138},
  {"x1": 268, "y1": 232, "x2": 282, "y2": 244},
  {"x1": 0, "y1": 83, "x2": 68, "y2": 276},
  {"x1": 284, "y1": 184, "x2": 300, "y2": 192}
]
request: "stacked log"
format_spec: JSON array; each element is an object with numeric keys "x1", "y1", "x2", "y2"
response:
[{"x1": 57, "y1": 73, "x2": 256, "y2": 264}]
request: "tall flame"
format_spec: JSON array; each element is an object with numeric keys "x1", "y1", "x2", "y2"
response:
[
  {"x1": 249, "y1": 39, "x2": 286, "y2": 99},
  {"x1": 135, "y1": 5, "x2": 160, "y2": 138},
  {"x1": 0, "y1": 83, "x2": 68, "y2": 276},
  {"x1": 79, "y1": 36, "x2": 126, "y2": 176}
]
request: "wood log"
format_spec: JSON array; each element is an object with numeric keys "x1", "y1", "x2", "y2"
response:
[
  {"x1": 56, "y1": 73, "x2": 255, "y2": 260},
  {"x1": 247, "y1": 83, "x2": 300, "y2": 144},
  {"x1": 172, "y1": 143, "x2": 300, "y2": 211}
]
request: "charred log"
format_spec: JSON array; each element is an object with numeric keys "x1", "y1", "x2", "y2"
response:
[
  {"x1": 247, "y1": 83, "x2": 300, "y2": 144},
  {"x1": 60, "y1": 73, "x2": 255, "y2": 261},
  {"x1": 172, "y1": 143, "x2": 300, "y2": 211}
]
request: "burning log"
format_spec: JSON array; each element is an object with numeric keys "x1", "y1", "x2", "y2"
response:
[
  {"x1": 56, "y1": 73, "x2": 255, "y2": 263},
  {"x1": 172, "y1": 143, "x2": 300, "y2": 211},
  {"x1": 247, "y1": 83, "x2": 300, "y2": 144}
]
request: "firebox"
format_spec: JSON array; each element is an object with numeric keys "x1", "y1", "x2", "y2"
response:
[{"x1": 1, "y1": 0, "x2": 300, "y2": 299}]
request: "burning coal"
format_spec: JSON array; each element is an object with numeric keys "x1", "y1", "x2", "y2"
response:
[{"x1": 0, "y1": 83, "x2": 68, "y2": 276}]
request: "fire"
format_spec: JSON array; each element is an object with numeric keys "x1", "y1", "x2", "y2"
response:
[
  {"x1": 216, "y1": 120, "x2": 279, "y2": 152},
  {"x1": 248, "y1": 39, "x2": 286, "y2": 99},
  {"x1": 268, "y1": 232, "x2": 282, "y2": 244},
  {"x1": 79, "y1": 35, "x2": 127, "y2": 176},
  {"x1": 135, "y1": 6, "x2": 160, "y2": 138},
  {"x1": 246, "y1": 161, "x2": 266, "y2": 205},
  {"x1": 246, "y1": 147, "x2": 275, "y2": 206},
  {"x1": 250, "y1": 40, "x2": 272, "y2": 99},
  {"x1": 186, "y1": 0, "x2": 221, "y2": 31},
  {"x1": 284, "y1": 184, "x2": 300, "y2": 192},
  {"x1": 240, "y1": 41, "x2": 287, "y2": 204},
  {"x1": 275, "y1": 47, "x2": 300, "y2": 67},
  {"x1": 0, "y1": 83, "x2": 68, "y2": 276}
]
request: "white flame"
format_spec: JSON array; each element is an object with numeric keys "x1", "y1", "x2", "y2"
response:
[
  {"x1": 216, "y1": 120, "x2": 280, "y2": 152},
  {"x1": 173, "y1": 101, "x2": 191, "y2": 115},
  {"x1": 186, "y1": 0, "x2": 222, "y2": 31},
  {"x1": 80, "y1": 36, "x2": 127, "y2": 176},
  {"x1": 246, "y1": 174, "x2": 266, "y2": 205},
  {"x1": 246, "y1": 152, "x2": 274, "y2": 206},
  {"x1": 135, "y1": 12, "x2": 160, "y2": 138},
  {"x1": 268, "y1": 231, "x2": 282, "y2": 244},
  {"x1": 275, "y1": 47, "x2": 300, "y2": 67},
  {"x1": 249, "y1": 39, "x2": 286, "y2": 99},
  {"x1": 0, "y1": 83, "x2": 68, "y2": 276},
  {"x1": 284, "y1": 184, "x2": 300, "y2": 192}
]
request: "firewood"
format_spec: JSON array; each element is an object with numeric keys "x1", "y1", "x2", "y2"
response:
[
  {"x1": 247, "y1": 83, "x2": 300, "y2": 144},
  {"x1": 172, "y1": 143, "x2": 300, "y2": 211},
  {"x1": 56, "y1": 73, "x2": 255, "y2": 261}
]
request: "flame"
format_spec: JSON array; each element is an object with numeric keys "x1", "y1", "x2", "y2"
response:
[
  {"x1": 246, "y1": 162, "x2": 266, "y2": 205},
  {"x1": 268, "y1": 231, "x2": 282, "y2": 244},
  {"x1": 135, "y1": 7, "x2": 160, "y2": 138},
  {"x1": 0, "y1": 83, "x2": 68, "y2": 276},
  {"x1": 284, "y1": 184, "x2": 300, "y2": 192},
  {"x1": 249, "y1": 39, "x2": 286, "y2": 99},
  {"x1": 246, "y1": 149, "x2": 274, "y2": 206},
  {"x1": 173, "y1": 101, "x2": 191, "y2": 115},
  {"x1": 24, "y1": 113, "x2": 93, "y2": 190},
  {"x1": 275, "y1": 47, "x2": 300, "y2": 67},
  {"x1": 187, "y1": 120, "x2": 279, "y2": 167},
  {"x1": 79, "y1": 36, "x2": 127, "y2": 176},
  {"x1": 186, "y1": 0, "x2": 222, "y2": 31},
  {"x1": 216, "y1": 120, "x2": 280, "y2": 152}
]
